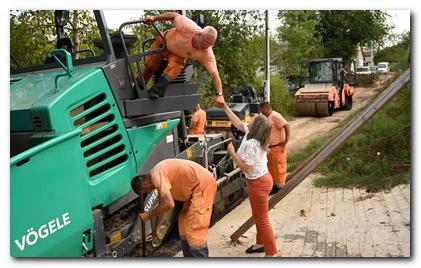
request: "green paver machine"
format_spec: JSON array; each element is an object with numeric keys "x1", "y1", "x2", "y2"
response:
[{"x1": 10, "y1": 10, "x2": 246, "y2": 257}]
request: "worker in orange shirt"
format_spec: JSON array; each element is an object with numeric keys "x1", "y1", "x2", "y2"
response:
[
  {"x1": 259, "y1": 102, "x2": 290, "y2": 195},
  {"x1": 140, "y1": 12, "x2": 225, "y2": 108},
  {"x1": 134, "y1": 159, "x2": 217, "y2": 257},
  {"x1": 189, "y1": 104, "x2": 207, "y2": 135}
]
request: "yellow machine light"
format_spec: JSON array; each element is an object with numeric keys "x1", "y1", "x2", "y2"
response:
[
  {"x1": 186, "y1": 147, "x2": 193, "y2": 159},
  {"x1": 110, "y1": 232, "x2": 122, "y2": 243},
  {"x1": 156, "y1": 122, "x2": 168, "y2": 129}
]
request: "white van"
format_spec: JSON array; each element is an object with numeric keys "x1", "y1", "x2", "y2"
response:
[
  {"x1": 356, "y1": 66, "x2": 371, "y2": 75},
  {"x1": 377, "y1": 62, "x2": 390, "y2": 74}
]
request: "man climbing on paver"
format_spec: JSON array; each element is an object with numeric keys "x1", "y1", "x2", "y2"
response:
[{"x1": 139, "y1": 12, "x2": 225, "y2": 108}]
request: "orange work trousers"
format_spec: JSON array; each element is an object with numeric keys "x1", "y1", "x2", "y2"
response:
[
  {"x1": 140, "y1": 33, "x2": 186, "y2": 83},
  {"x1": 178, "y1": 179, "x2": 217, "y2": 249},
  {"x1": 247, "y1": 173, "x2": 277, "y2": 256},
  {"x1": 267, "y1": 144, "x2": 287, "y2": 185}
]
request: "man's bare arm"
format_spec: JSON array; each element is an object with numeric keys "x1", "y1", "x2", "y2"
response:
[
  {"x1": 282, "y1": 123, "x2": 290, "y2": 145},
  {"x1": 140, "y1": 191, "x2": 174, "y2": 222},
  {"x1": 209, "y1": 71, "x2": 223, "y2": 95},
  {"x1": 209, "y1": 71, "x2": 225, "y2": 107},
  {"x1": 144, "y1": 12, "x2": 180, "y2": 24}
]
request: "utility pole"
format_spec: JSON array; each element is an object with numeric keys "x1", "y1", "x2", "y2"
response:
[{"x1": 265, "y1": 10, "x2": 271, "y2": 102}]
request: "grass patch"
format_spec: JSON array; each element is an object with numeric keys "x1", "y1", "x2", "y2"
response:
[
  {"x1": 288, "y1": 137, "x2": 327, "y2": 172},
  {"x1": 313, "y1": 171, "x2": 410, "y2": 192},
  {"x1": 253, "y1": 75, "x2": 296, "y2": 120}
]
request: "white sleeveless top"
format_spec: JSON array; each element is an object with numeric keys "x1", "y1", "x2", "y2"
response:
[{"x1": 236, "y1": 124, "x2": 268, "y2": 180}]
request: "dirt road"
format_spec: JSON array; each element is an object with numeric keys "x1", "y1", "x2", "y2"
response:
[{"x1": 287, "y1": 83, "x2": 377, "y2": 155}]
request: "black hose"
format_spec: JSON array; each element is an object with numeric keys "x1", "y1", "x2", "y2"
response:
[{"x1": 138, "y1": 178, "x2": 146, "y2": 257}]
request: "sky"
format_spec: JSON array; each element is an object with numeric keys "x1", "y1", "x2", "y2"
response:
[{"x1": 387, "y1": 10, "x2": 411, "y2": 35}]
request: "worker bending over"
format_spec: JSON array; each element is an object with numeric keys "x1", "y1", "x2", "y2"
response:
[{"x1": 134, "y1": 159, "x2": 217, "y2": 257}]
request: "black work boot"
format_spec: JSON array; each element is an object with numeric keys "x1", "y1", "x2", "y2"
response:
[
  {"x1": 148, "y1": 75, "x2": 171, "y2": 99},
  {"x1": 269, "y1": 185, "x2": 283, "y2": 196}
]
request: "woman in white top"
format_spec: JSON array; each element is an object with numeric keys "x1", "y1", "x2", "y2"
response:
[{"x1": 223, "y1": 103, "x2": 277, "y2": 256}]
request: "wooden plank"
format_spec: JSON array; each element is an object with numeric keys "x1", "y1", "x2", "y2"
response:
[
  {"x1": 391, "y1": 185, "x2": 411, "y2": 257},
  {"x1": 274, "y1": 177, "x2": 312, "y2": 257},
  {"x1": 343, "y1": 188, "x2": 361, "y2": 256},
  {"x1": 355, "y1": 188, "x2": 377, "y2": 256},
  {"x1": 300, "y1": 185, "x2": 319, "y2": 257},
  {"x1": 325, "y1": 188, "x2": 336, "y2": 257},
  {"x1": 332, "y1": 188, "x2": 347, "y2": 256},
  {"x1": 381, "y1": 189, "x2": 407, "y2": 256},
  {"x1": 366, "y1": 190, "x2": 396, "y2": 256},
  {"x1": 274, "y1": 210, "x2": 297, "y2": 256},
  {"x1": 312, "y1": 188, "x2": 328, "y2": 257},
  {"x1": 398, "y1": 184, "x2": 410, "y2": 206},
  {"x1": 373, "y1": 191, "x2": 401, "y2": 256},
  {"x1": 391, "y1": 186, "x2": 410, "y2": 223},
  {"x1": 286, "y1": 178, "x2": 314, "y2": 257}
]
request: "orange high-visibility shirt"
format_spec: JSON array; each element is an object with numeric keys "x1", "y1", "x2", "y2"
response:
[
  {"x1": 268, "y1": 111, "x2": 288, "y2": 146},
  {"x1": 164, "y1": 15, "x2": 218, "y2": 74},
  {"x1": 190, "y1": 108, "x2": 206, "y2": 134},
  {"x1": 150, "y1": 159, "x2": 215, "y2": 201}
]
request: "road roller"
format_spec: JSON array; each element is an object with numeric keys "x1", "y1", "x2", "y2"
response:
[{"x1": 295, "y1": 58, "x2": 355, "y2": 117}]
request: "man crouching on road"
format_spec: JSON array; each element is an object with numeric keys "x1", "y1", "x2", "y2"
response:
[{"x1": 133, "y1": 158, "x2": 217, "y2": 257}]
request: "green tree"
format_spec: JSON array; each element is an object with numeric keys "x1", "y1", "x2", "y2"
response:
[
  {"x1": 189, "y1": 10, "x2": 264, "y2": 107},
  {"x1": 374, "y1": 32, "x2": 410, "y2": 72},
  {"x1": 316, "y1": 10, "x2": 390, "y2": 64},
  {"x1": 10, "y1": 10, "x2": 55, "y2": 68},
  {"x1": 68, "y1": 10, "x2": 102, "y2": 59},
  {"x1": 276, "y1": 10, "x2": 323, "y2": 77},
  {"x1": 10, "y1": 10, "x2": 101, "y2": 68},
  {"x1": 129, "y1": 10, "x2": 171, "y2": 55}
]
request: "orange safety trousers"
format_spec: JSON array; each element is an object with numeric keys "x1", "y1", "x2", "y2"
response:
[
  {"x1": 140, "y1": 34, "x2": 187, "y2": 83},
  {"x1": 267, "y1": 144, "x2": 287, "y2": 185},
  {"x1": 178, "y1": 178, "x2": 217, "y2": 249},
  {"x1": 247, "y1": 173, "x2": 277, "y2": 256}
]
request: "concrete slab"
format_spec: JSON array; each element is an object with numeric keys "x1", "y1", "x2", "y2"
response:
[{"x1": 200, "y1": 174, "x2": 410, "y2": 257}]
